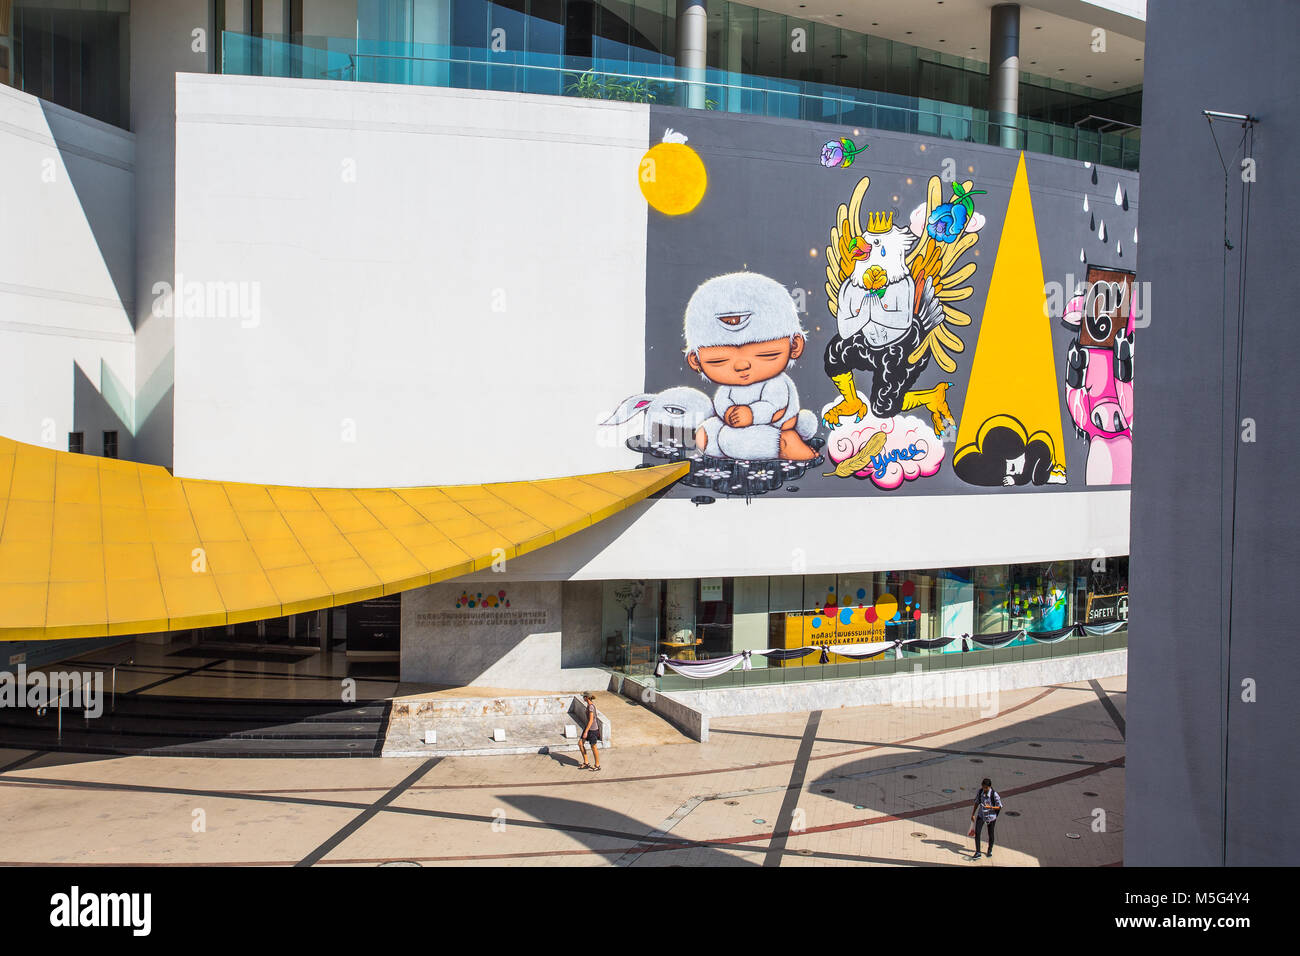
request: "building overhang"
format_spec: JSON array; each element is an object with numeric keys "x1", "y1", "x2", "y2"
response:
[{"x1": 0, "y1": 435, "x2": 686, "y2": 641}]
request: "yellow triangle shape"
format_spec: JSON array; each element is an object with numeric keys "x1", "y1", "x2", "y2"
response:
[{"x1": 953, "y1": 153, "x2": 1066, "y2": 485}]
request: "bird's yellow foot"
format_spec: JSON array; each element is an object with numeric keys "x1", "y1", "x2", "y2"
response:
[{"x1": 823, "y1": 396, "x2": 868, "y2": 427}]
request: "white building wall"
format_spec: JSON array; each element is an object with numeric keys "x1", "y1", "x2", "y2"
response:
[
  {"x1": 0, "y1": 86, "x2": 136, "y2": 455},
  {"x1": 451, "y1": 491, "x2": 1130, "y2": 581},
  {"x1": 173, "y1": 74, "x2": 650, "y2": 488}
]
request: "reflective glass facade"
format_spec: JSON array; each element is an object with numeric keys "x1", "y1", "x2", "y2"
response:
[
  {"x1": 602, "y1": 558, "x2": 1130, "y2": 685},
  {"x1": 354, "y1": 0, "x2": 1140, "y2": 127}
]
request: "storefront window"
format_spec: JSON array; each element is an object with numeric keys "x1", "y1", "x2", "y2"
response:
[
  {"x1": 601, "y1": 560, "x2": 1129, "y2": 678},
  {"x1": 1008, "y1": 561, "x2": 1073, "y2": 634},
  {"x1": 974, "y1": 564, "x2": 1010, "y2": 634},
  {"x1": 602, "y1": 578, "x2": 661, "y2": 675},
  {"x1": 1078, "y1": 555, "x2": 1129, "y2": 627},
  {"x1": 732, "y1": 576, "x2": 768, "y2": 667},
  {"x1": 695, "y1": 577, "x2": 733, "y2": 659}
]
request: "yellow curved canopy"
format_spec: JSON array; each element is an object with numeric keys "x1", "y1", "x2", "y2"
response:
[{"x1": 0, "y1": 435, "x2": 686, "y2": 641}]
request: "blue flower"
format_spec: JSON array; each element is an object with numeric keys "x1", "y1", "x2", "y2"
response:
[{"x1": 927, "y1": 201, "x2": 969, "y2": 242}]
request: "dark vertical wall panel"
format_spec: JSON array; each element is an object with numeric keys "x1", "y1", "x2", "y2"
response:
[{"x1": 1129, "y1": 0, "x2": 1300, "y2": 866}]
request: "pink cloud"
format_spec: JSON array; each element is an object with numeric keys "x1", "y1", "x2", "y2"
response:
[{"x1": 826, "y1": 412, "x2": 946, "y2": 490}]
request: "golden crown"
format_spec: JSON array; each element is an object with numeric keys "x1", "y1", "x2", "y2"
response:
[{"x1": 865, "y1": 211, "x2": 895, "y2": 234}]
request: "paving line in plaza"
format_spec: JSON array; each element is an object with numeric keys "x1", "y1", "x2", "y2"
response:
[
  {"x1": 0, "y1": 685, "x2": 1063, "y2": 802},
  {"x1": 0, "y1": 685, "x2": 1126, "y2": 866},
  {"x1": 621, "y1": 755, "x2": 1127, "y2": 860},
  {"x1": 396, "y1": 686, "x2": 1063, "y2": 794},
  {"x1": 296, "y1": 757, "x2": 442, "y2": 866},
  {"x1": 597, "y1": 732, "x2": 1122, "y2": 867},
  {"x1": 0, "y1": 756, "x2": 1124, "y2": 866}
]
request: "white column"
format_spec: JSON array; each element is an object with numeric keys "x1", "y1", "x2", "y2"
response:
[{"x1": 676, "y1": 0, "x2": 707, "y2": 109}]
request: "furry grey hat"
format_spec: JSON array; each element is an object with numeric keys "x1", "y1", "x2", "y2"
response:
[{"x1": 684, "y1": 272, "x2": 806, "y2": 352}]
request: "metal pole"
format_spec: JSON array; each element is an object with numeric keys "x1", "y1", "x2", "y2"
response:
[{"x1": 987, "y1": 3, "x2": 1020, "y2": 150}]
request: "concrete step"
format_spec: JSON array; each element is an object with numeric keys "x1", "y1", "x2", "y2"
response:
[
  {"x1": 0, "y1": 695, "x2": 392, "y2": 757},
  {"x1": 0, "y1": 714, "x2": 382, "y2": 740},
  {"x1": 0, "y1": 725, "x2": 383, "y2": 757}
]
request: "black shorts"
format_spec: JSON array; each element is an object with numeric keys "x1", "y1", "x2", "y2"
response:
[{"x1": 585, "y1": 729, "x2": 600, "y2": 744}]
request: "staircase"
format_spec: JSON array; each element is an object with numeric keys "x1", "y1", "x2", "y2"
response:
[{"x1": 0, "y1": 695, "x2": 391, "y2": 758}]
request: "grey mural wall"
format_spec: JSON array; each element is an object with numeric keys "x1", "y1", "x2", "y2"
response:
[{"x1": 603, "y1": 107, "x2": 1140, "y2": 505}]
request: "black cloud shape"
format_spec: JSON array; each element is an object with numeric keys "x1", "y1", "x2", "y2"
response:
[{"x1": 953, "y1": 416, "x2": 1055, "y2": 487}]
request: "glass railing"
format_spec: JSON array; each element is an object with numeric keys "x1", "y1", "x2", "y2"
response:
[
  {"x1": 645, "y1": 626, "x2": 1128, "y2": 692},
  {"x1": 221, "y1": 32, "x2": 1140, "y2": 171}
]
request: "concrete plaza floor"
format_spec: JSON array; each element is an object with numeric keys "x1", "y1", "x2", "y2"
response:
[{"x1": 0, "y1": 675, "x2": 1125, "y2": 867}]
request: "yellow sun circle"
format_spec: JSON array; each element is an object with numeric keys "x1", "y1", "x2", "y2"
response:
[
  {"x1": 638, "y1": 142, "x2": 707, "y2": 216},
  {"x1": 874, "y1": 594, "x2": 899, "y2": 622}
]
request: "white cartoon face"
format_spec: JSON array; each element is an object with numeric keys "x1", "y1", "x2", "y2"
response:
[{"x1": 851, "y1": 226, "x2": 914, "y2": 284}]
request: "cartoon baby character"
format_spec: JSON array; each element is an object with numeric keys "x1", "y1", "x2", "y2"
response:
[{"x1": 684, "y1": 272, "x2": 820, "y2": 461}]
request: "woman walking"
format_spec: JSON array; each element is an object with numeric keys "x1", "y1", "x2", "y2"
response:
[
  {"x1": 970, "y1": 778, "x2": 1002, "y2": 858},
  {"x1": 578, "y1": 692, "x2": 601, "y2": 771}
]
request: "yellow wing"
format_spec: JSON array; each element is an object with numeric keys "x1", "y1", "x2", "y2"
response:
[
  {"x1": 905, "y1": 176, "x2": 982, "y2": 373},
  {"x1": 824, "y1": 175, "x2": 871, "y2": 316}
]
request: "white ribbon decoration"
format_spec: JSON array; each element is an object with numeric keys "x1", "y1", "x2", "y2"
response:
[{"x1": 652, "y1": 624, "x2": 1123, "y2": 680}]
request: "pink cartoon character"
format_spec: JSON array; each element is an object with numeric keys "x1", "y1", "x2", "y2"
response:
[{"x1": 1063, "y1": 267, "x2": 1135, "y2": 485}]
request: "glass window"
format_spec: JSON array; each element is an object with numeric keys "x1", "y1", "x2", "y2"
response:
[
  {"x1": 528, "y1": 0, "x2": 564, "y2": 56},
  {"x1": 696, "y1": 577, "x2": 733, "y2": 659},
  {"x1": 732, "y1": 576, "x2": 768, "y2": 666},
  {"x1": 1009, "y1": 561, "x2": 1072, "y2": 634},
  {"x1": 937, "y1": 568, "x2": 975, "y2": 650},
  {"x1": 838, "y1": 29, "x2": 867, "y2": 94},
  {"x1": 451, "y1": 0, "x2": 489, "y2": 47},
  {"x1": 603, "y1": 579, "x2": 662, "y2": 675},
  {"x1": 974, "y1": 564, "x2": 1009, "y2": 635},
  {"x1": 6, "y1": 0, "x2": 131, "y2": 129},
  {"x1": 630, "y1": 0, "x2": 671, "y2": 60},
  {"x1": 751, "y1": 5, "x2": 782, "y2": 82},
  {"x1": 664, "y1": 578, "x2": 696, "y2": 640}
]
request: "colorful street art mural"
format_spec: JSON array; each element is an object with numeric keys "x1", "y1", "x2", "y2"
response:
[
  {"x1": 819, "y1": 172, "x2": 983, "y2": 488},
  {"x1": 1061, "y1": 266, "x2": 1136, "y2": 485},
  {"x1": 605, "y1": 114, "x2": 1138, "y2": 501},
  {"x1": 953, "y1": 153, "x2": 1068, "y2": 488},
  {"x1": 602, "y1": 272, "x2": 828, "y2": 498}
]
